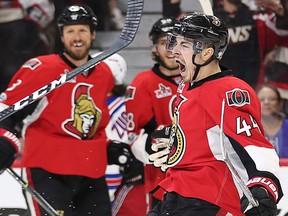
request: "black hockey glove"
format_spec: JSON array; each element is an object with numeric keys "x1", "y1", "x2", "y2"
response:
[
  {"x1": 107, "y1": 141, "x2": 134, "y2": 167},
  {"x1": 151, "y1": 125, "x2": 171, "y2": 139},
  {"x1": 241, "y1": 186, "x2": 277, "y2": 216},
  {"x1": 0, "y1": 128, "x2": 21, "y2": 173}
]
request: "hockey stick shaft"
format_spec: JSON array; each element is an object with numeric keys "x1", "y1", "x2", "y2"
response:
[
  {"x1": 219, "y1": 99, "x2": 259, "y2": 210},
  {"x1": 199, "y1": 0, "x2": 214, "y2": 15},
  {"x1": 0, "y1": 0, "x2": 144, "y2": 122},
  {"x1": 6, "y1": 168, "x2": 60, "y2": 216}
]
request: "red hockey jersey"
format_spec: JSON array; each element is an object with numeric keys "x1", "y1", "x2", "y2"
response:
[
  {"x1": 126, "y1": 65, "x2": 182, "y2": 199},
  {"x1": 160, "y1": 70, "x2": 283, "y2": 215},
  {"x1": 0, "y1": 54, "x2": 114, "y2": 178}
]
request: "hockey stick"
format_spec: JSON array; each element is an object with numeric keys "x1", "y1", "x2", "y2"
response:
[
  {"x1": 199, "y1": 0, "x2": 214, "y2": 15},
  {"x1": 6, "y1": 168, "x2": 60, "y2": 216},
  {"x1": 219, "y1": 99, "x2": 259, "y2": 212},
  {"x1": 0, "y1": 0, "x2": 144, "y2": 122}
]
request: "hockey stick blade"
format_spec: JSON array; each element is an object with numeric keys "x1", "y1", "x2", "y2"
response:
[
  {"x1": 0, "y1": 0, "x2": 144, "y2": 121},
  {"x1": 6, "y1": 168, "x2": 60, "y2": 216}
]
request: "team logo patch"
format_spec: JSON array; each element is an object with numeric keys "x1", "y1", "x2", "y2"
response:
[
  {"x1": 125, "y1": 86, "x2": 136, "y2": 101},
  {"x1": 23, "y1": 58, "x2": 42, "y2": 70},
  {"x1": 155, "y1": 83, "x2": 172, "y2": 98},
  {"x1": 62, "y1": 84, "x2": 101, "y2": 140},
  {"x1": 226, "y1": 88, "x2": 250, "y2": 107}
]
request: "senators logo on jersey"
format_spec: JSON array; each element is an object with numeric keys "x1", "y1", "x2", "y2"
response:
[
  {"x1": 62, "y1": 84, "x2": 102, "y2": 140},
  {"x1": 226, "y1": 88, "x2": 250, "y2": 107}
]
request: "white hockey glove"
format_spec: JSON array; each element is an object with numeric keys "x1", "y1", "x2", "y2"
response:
[
  {"x1": 148, "y1": 138, "x2": 170, "y2": 172},
  {"x1": 148, "y1": 126, "x2": 172, "y2": 172},
  {"x1": 129, "y1": 129, "x2": 151, "y2": 164}
]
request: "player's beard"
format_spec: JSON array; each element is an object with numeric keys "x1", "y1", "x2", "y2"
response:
[
  {"x1": 65, "y1": 40, "x2": 93, "y2": 61},
  {"x1": 158, "y1": 55, "x2": 179, "y2": 71}
]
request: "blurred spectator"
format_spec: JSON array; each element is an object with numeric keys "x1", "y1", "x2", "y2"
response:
[
  {"x1": 213, "y1": 0, "x2": 288, "y2": 89},
  {"x1": 162, "y1": 0, "x2": 182, "y2": 18},
  {"x1": 0, "y1": 0, "x2": 55, "y2": 92},
  {"x1": 257, "y1": 84, "x2": 288, "y2": 158},
  {"x1": 276, "y1": 0, "x2": 288, "y2": 29},
  {"x1": 108, "y1": 0, "x2": 125, "y2": 30},
  {"x1": 264, "y1": 46, "x2": 288, "y2": 109},
  {"x1": 162, "y1": 0, "x2": 215, "y2": 18}
]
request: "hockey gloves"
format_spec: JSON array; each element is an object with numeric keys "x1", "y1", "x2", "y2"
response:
[
  {"x1": 0, "y1": 128, "x2": 21, "y2": 173},
  {"x1": 149, "y1": 126, "x2": 172, "y2": 172},
  {"x1": 241, "y1": 186, "x2": 277, "y2": 216},
  {"x1": 107, "y1": 140, "x2": 134, "y2": 167},
  {"x1": 129, "y1": 129, "x2": 151, "y2": 164}
]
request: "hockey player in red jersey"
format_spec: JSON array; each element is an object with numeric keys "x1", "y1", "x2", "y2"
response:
[
  {"x1": 0, "y1": 4, "x2": 114, "y2": 216},
  {"x1": 148, "y1": 12, "x2": 283, "y2": 216},
  {"x1": 112, "y1": 17, "x2": 181, "y2": 215}
]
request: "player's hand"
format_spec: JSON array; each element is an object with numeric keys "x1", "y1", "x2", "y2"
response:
[
  {"x1": 149, "y1": 126, "x2": 173, "y2": 172},
  {"x1": 0, "y1": 128, "x2": 21, "y2": 173},
  {"x1": 151, "y1": 125, "x2": 171, "y2": 139},
  {"x1": 241, "y1": 186, "x2": 277, "y2": 216},
  {"x1": 107, "y1": 140, "x2": 134, "y2": 167},
  {"x1": 149, "y1": 137, "x2": 170, "y2": 172}
]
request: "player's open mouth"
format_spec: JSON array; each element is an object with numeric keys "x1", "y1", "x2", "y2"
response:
[{"x1": 176, "y1": 60, "x2": 186, "y2": 73}]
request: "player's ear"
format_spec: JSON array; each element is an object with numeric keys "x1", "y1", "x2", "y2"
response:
[
  {"x1": 202, "y1": 47, "x2": 214, "y2": 61},
  {"x1": 92, "y1": 31, "x2": 96, "y2": 40}
]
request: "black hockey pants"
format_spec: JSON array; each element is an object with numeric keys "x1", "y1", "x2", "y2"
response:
[{"x1": 147, "y1": 191, "x2": 228, "y2": 216}]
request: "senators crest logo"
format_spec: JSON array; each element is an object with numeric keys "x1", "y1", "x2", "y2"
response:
[
  {"x1": 167, "y1": 94, "x2": 187, "y2": 167},
  {"x1": 62, "y1": 84, "x2": 102, "y2": 140}
]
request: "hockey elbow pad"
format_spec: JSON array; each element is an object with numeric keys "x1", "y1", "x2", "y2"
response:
[{"x1": 0, "y1": 128, "x2": 21, "y2": 172}]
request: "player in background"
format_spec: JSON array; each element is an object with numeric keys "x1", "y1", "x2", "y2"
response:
[
  {"x1": 0, "y1": 4, "x2": 121, "y2": 216},
  {"x1": 112, "y1": 17, "x2": 181, "y2": 215},
  {"x1": 100, "y1": 52, "x2": 130, "y2": 203},
  {"x1": 148, "y1": 12, "x2": 283, "y2": 215}
]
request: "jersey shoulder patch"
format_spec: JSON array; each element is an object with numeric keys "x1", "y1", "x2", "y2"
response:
[
  {"x1": 226, "y1": 88, "x2": 250, "y2": 107},
  {"x1": 22, "y1": 58, "x2": 42, "y2": 70}
]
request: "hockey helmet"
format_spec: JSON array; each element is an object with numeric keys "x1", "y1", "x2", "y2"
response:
[
  {"x1": 149, "y1": 17, "x2": 177, "y2": 44},
  {"x1": 167, "y1": 12, "x2": 228, "y2": 60},
  {"x1": 57, "y1": 4, "x2": 98, "y2": 33}
]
